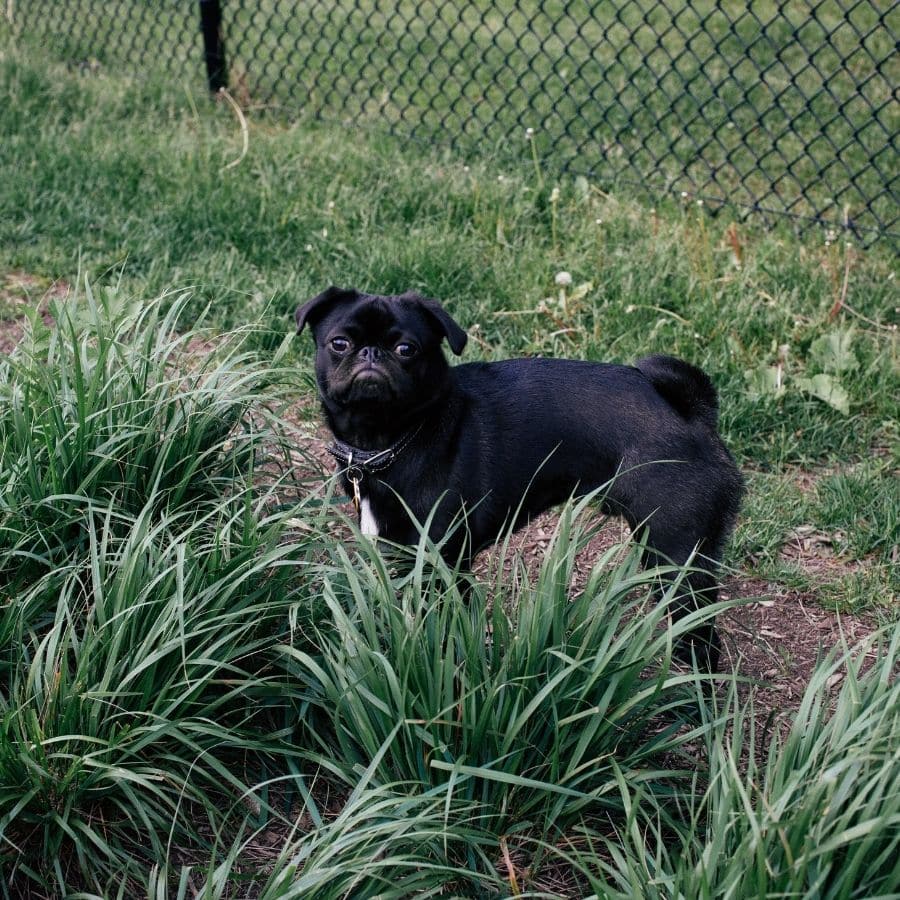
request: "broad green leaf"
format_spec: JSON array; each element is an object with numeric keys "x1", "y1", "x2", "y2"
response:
[
  {"x1": 745, "y1": 364, "x2": 785, "y2": 400},
  {"x1": 809, "y1": 328, "x2": 858, "y2": 374},
  {"x1": 796, "y1": 373, "x2": 850, "y2": 415}
]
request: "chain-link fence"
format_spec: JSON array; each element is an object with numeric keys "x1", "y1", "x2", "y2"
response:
[{"x1": 12, "y1": 1, "x2": 898, "y2": 242}]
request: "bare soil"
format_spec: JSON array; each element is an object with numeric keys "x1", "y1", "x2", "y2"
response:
[
  {"x1": 294, "y1": 422, "x2": 884, "y2": 709},
  {"x1": 0, "y1": 271, "x2": 68, "y2": 351}
]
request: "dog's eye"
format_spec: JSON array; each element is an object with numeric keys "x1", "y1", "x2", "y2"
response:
[
  {"x1": 330, "y1": 337, "x2": 351, "y2": 353},
  {"x1": 395, "y1": 342, "x2": 418, "y2": 358}
]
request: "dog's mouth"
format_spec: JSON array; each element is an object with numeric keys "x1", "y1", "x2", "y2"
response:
[
  {"x1": 346, "y1": 366, "x2": 393, "y2": 401},
  {"x1": 352, "y1": 366, "x2": 384, "y2": 382}
]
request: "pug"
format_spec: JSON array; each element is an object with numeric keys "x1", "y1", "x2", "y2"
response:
[{"x1": 296, "y1": 286, "x2": 743, "y2": 672}]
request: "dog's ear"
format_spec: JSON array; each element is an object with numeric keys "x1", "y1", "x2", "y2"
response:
[
  {"x1": 399, "y1": 292, "x2": 468, "y2": 356},
  {"x1": 295, "y1": 286, "x2": 358, "y2": 336}
]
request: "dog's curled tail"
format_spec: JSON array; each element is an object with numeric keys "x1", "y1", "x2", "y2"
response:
[{"x1": 635, "y1": 354, "x2": 720, "y2": 429}]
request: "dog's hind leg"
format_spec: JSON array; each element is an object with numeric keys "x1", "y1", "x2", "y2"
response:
[
  {"x1": 632, "y1": 504, "x2": 729, "y2": 674},
  {"x1": 627, "y1": 461, "x2": 741, "y2": 674}
]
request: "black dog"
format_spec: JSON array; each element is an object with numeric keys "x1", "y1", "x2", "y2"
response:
[{"x1": 296, "y1": 287, "x2": 743, "y2": 671}]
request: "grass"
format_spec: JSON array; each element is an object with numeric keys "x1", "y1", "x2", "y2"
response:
[
  {"x1": 555, "y1": 628, "x2": 900, "y2": 899},
  {"x1": 285, "y1": 504, "x2": 720, "y2": 830},
  {"x1": 10, "y1": 1, "x2": 898, "y2": 233},
  {"x1": 0, "y1": 37, "x2": 897, "y2": 897},
  {"x1": 1, "y1": 46, "x2": 897, "y2": 457}
]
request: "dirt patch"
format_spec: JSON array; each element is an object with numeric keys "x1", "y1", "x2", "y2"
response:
[
  {"x1": 0, "y1": 271, "x2": 69, "y2": 354},
  {"x1": 474, "y1": 508, "x2": 881, "y2": 707},
  {"x1": 299, "y1": 411, "x2": 882, "y2": 714},
  {"x1": 720, "y1": 576, "x2": 879, "y2": 697}
]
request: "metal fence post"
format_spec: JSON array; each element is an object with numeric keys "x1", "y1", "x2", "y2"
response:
[{"x1": 198, "y1": 0, "x2": 227, "y2": 92}]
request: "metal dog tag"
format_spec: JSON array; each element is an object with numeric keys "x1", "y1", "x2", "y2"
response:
[{"x1": 346, "y1": 453, "x2": 363, "y2": 517}]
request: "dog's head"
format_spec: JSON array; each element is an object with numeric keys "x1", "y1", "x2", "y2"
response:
[{"x1": 295, "y1": 287, "x2": 467, "y2": 418}]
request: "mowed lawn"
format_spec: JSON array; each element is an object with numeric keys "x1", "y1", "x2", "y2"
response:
[
  {"x1": 14, "y1": 0, "x2": 899, "y2": 231},
  {"x1": 0, "y1": 35, "x2": 898, "y2": 898}
]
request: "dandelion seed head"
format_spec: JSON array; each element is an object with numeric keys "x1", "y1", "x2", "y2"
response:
[{"x1": 555, "y1": 271, "x2": 573, "y2": 287}]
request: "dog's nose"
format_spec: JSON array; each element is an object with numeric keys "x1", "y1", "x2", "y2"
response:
[{"x1": 359, "y1": 346, "x2": 381, "y2": 362}]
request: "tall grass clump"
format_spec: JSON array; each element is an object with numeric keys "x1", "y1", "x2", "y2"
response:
[
  {"x1": 191, "y1": 781, "x2": 502, "y2": 899},
  {"x1": 0, "y1": 282, "x2": 298, "y2": 588},
  {"x1": 548, "y1": 629, "x2": 900, "y2": 899},
  {"x1": 0, "y1": 284, "x2": 328, "y2": 895},
  {"x1": 282, "y1": 497, "x2": 726, "y2": 845}
]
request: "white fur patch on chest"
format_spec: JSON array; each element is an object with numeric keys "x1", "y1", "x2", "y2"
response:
[{"x1": 359, "y1": 498, "x2": 379, "y2": 536}]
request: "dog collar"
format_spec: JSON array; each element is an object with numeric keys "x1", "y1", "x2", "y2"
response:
[
  {"x1": 327, "y1": 424, "x2": 423, "y2": 517},
  {"x1": 327, "y1": 423, "x2": 423, "y2": 476}
]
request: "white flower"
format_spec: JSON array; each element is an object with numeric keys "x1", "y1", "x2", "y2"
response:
[
  {"x1": 525, "y1": 127, "x2": 534, "y2": 139},
  {"x1": 327, "y1": 200, "x2": 335, "y2": 210},
  {"x1": 463, "y1": 165, "x2": 470, "y2": 172},
  {"x1": 305, "y1": 244, "x2": 313, "y2": 252},
  {"x1": 555, "y1": 271, "x2": 573, "y2": 287},
  {"x1": 550, "y1": 186, "x2": 560, "y2": 202}
]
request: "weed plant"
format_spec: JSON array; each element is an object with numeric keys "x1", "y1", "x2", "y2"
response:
[
  {"x1": 549, "y1": 629, "x2": 900, "y2": 899},
  {"x1": 0, "y1": 286, "x2": 896, "y2": 893},
  {"x1": 136, "y1": 616, "x2": 900, "y2": 899},
  {"x1": 0, "y1": 283, "x2": 293, "y2": 586}
]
